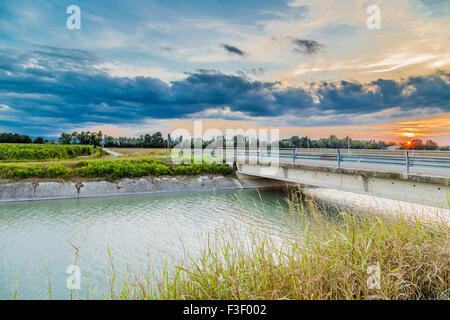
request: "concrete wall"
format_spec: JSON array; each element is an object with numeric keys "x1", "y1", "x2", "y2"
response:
[{"x1": 0, "y1": 176, "x2": 246, "y2": 203}]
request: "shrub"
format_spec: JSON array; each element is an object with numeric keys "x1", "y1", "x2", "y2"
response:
[
  {"x1": 0, "y1": 158, "x2": 234, "y2": 180},
  {"x1": 0, "y1": 144, "x2": 94, "y2": 161}
]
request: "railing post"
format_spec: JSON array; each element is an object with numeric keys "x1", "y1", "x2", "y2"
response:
[
  {"x1": 337, "y1": 147, "x2": 341, "y2": 168},
  {"x1": 406, "y1": 149, "x2": 410, "y2": 174},
  {"x1": 293, "y1": 148, "x2": 296, "y2": 164}
]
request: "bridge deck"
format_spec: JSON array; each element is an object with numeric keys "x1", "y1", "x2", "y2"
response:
[
  {"x1": 234, "y1": 157, "x2": 450, "y2": 208},
  {"x1": 227, "y1": 149, "x2": 450, "y2": 178},
  {"x1": 286, "y1": 157, "x2": 450, "y2": 178}
]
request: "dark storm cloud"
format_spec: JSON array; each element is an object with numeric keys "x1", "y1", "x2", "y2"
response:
[
  {"x1": 292, "y1": 39, "x2": 325, "y2": 55},
  {"x1": 0, "y1": 47, "x2": 448, "y2": 134},
  {"x1": 222, "y1": 44, "x2": 245, "y2": 56}
]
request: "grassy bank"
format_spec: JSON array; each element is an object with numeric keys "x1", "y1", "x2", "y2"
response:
[
  {"x1": 0, "y1": 158, "x2": 233, "y2": 181},
  {"x1": 109, "y1": 192, "x2": 449, "y2": 300}
]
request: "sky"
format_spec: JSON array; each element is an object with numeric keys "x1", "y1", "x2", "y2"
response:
[{"x1": 0, "y1": 0, "x2": 449, "y2": 144}]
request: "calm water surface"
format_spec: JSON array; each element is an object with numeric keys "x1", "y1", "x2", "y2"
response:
[{"x1": 0, "y1": 189, "x2": 299, "y2": 299}]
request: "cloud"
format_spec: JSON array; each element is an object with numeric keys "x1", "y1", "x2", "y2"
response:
[
  {"x1": 292, "y1": 39, "x2": 325, "y2": 55},
  {"x1": 419, "y1": 0, "x2": 450, "y2": 18},
  {"x1": 0, "y1": 47, "x2": 448, "y2": 135},
  {"x1": 222, "y1": 44, "x2": 246, "y2": 56},
  {"x1": 242, "y1": 67, "x2": 265, "y2": 77}
]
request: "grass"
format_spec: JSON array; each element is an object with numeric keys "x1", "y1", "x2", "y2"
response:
[
  {"x1": 107, "y1": 191, "x2": 449, "y2": 300},
  {"x1": 108, "y1": 148, "x2": 170, "y2": 157},
  {"x1": 110, "y1": 148, "x2": 221, "y2": 164},
  {"x1": 0, "y1": 157, "x2": 234, "y2": 181}
]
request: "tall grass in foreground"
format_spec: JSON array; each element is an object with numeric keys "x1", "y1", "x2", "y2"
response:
[{"x1": 109, "y1": 191, "x2": 449, "y2": 300}]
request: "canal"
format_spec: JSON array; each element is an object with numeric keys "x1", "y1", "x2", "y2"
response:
[{"x1": 0, "y1": 188, "x2": 305, "y2": 299}]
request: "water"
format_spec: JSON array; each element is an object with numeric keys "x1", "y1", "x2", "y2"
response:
[{"x1": 0, "y1": 189, "x2": 296, "y2": 300}]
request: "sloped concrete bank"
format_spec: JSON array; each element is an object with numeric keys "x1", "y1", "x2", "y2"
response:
[
  {"x1": 0, "y1": 175, "x2": 289, "y2": 203},
  {"x1": 303, "y1": 187, "x2": 450, "y2": 227}
]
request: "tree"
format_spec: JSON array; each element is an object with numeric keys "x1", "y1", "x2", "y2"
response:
[
  {"x1": 144, "y1": 134, "x2": 152, "y2": 147},
  {"x1": 71, "y1": 132, "x2": 79, "y2": 144},
  {"x1": 58, "y1": 131, "x2": 103, "y2": 147},
  {"x1": 328, "y1": 135, "x2": 339, "y2": 148},
  {"x1": 33, "y1": 137, "x2": 44, "y2": 144},
  {"x1": 424, "y1": 140, "x2": 438, "y2": 150},
  {"x1": 299, "y1": 136, "x2": 312, "y2": 148},
  {"x1": 0, "y1": 133, "x2": 32, "y2": 143},
  {"x1": 59, "y1": 133, "x2": 72, "y2": 144},
  {"x1": 290, "y1": 136, "x2": 301, "y2": 148},
  {"x1": 411, "y1": 139, "x2": 423, "y2": 150},
  {"x1": 151, "y1": 132, "x2": 165, "y2": 147},
  {"x1": 104, "y1": 135, "x2": 116, "y2": 147}
]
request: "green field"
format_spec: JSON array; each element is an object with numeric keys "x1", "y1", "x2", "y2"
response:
[{"x1": 0, "y1": 143, "x2": 94, "y2": 161}]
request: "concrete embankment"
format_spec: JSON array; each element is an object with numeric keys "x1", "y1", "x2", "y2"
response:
[
  {"x1": 0, "y1": 175, "x2": 288, "y2": 203},
  {"x1": 303, "y1": 187, "x2": 450, "y2": 227}
]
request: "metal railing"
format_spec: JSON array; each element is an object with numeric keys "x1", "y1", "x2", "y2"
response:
[
  {"x1": 227, "y1": 148, "x2": 450, "y2": 174},
  {"x1": 175, "y1": 147, "x2": 450, "y2": 174}
]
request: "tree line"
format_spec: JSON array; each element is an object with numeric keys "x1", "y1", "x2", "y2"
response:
[
  {"x1": 277, "y1": 135, "x2": 396, "y2": 149},
  {"x1": 59, "y1": 131, "x2": 103, "y2": 147},
  {"x1": 0, "y1": 131, "x2": 445, "y2": 151},
  {"x1": 0, "y1": 132, "x2": 45, "y2": 144},
  {"x1": 103, "y1": 132, "x2": 172, "y2": 148},
  {"x1": 58, "y1": 131, "x2": 173, "y2": 148},
  {"x1": 278, "y1": 135, "x2": 441, "y2": 150},
  {"x1": 399, "y1": 139, "x2": 440, "y2": 150}
]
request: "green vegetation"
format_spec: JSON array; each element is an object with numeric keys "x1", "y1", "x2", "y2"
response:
[
  {"x1": 59, "y1": 131, "x2": 103, "y2": 147},
  {"x1": 109, "y1": 192, "x2": 449, "y2": 300},
  {"x1": 0, "y1": 158, "x2": 233, "y2": 180},
  {"x1": 59, "y1": 130, "x2": 169, "y2": 148},
  {"x1": 0, "y1": 132, "x2": 33, "y2": 144},
  {"x1": 0, "y1": 144, "x2": 94, "y2": 161},
  {"x1": 278, "y1": 135, "x2": 396, "y2": 149},
  {"x1": 2, "y1": 130, "x2": 447, "y2": 150}
]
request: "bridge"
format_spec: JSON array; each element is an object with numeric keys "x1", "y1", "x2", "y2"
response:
[{"x1": 228, "y1": 148, "x2": 450, "y2": 208}]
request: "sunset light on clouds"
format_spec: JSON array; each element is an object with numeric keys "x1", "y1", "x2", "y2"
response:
[
  {"x1": 0, "y1": 0, "x2": 448, "y2": 145},
  {"x1": 166, "y1": 114, "x2": 450, "y2": 145}
]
